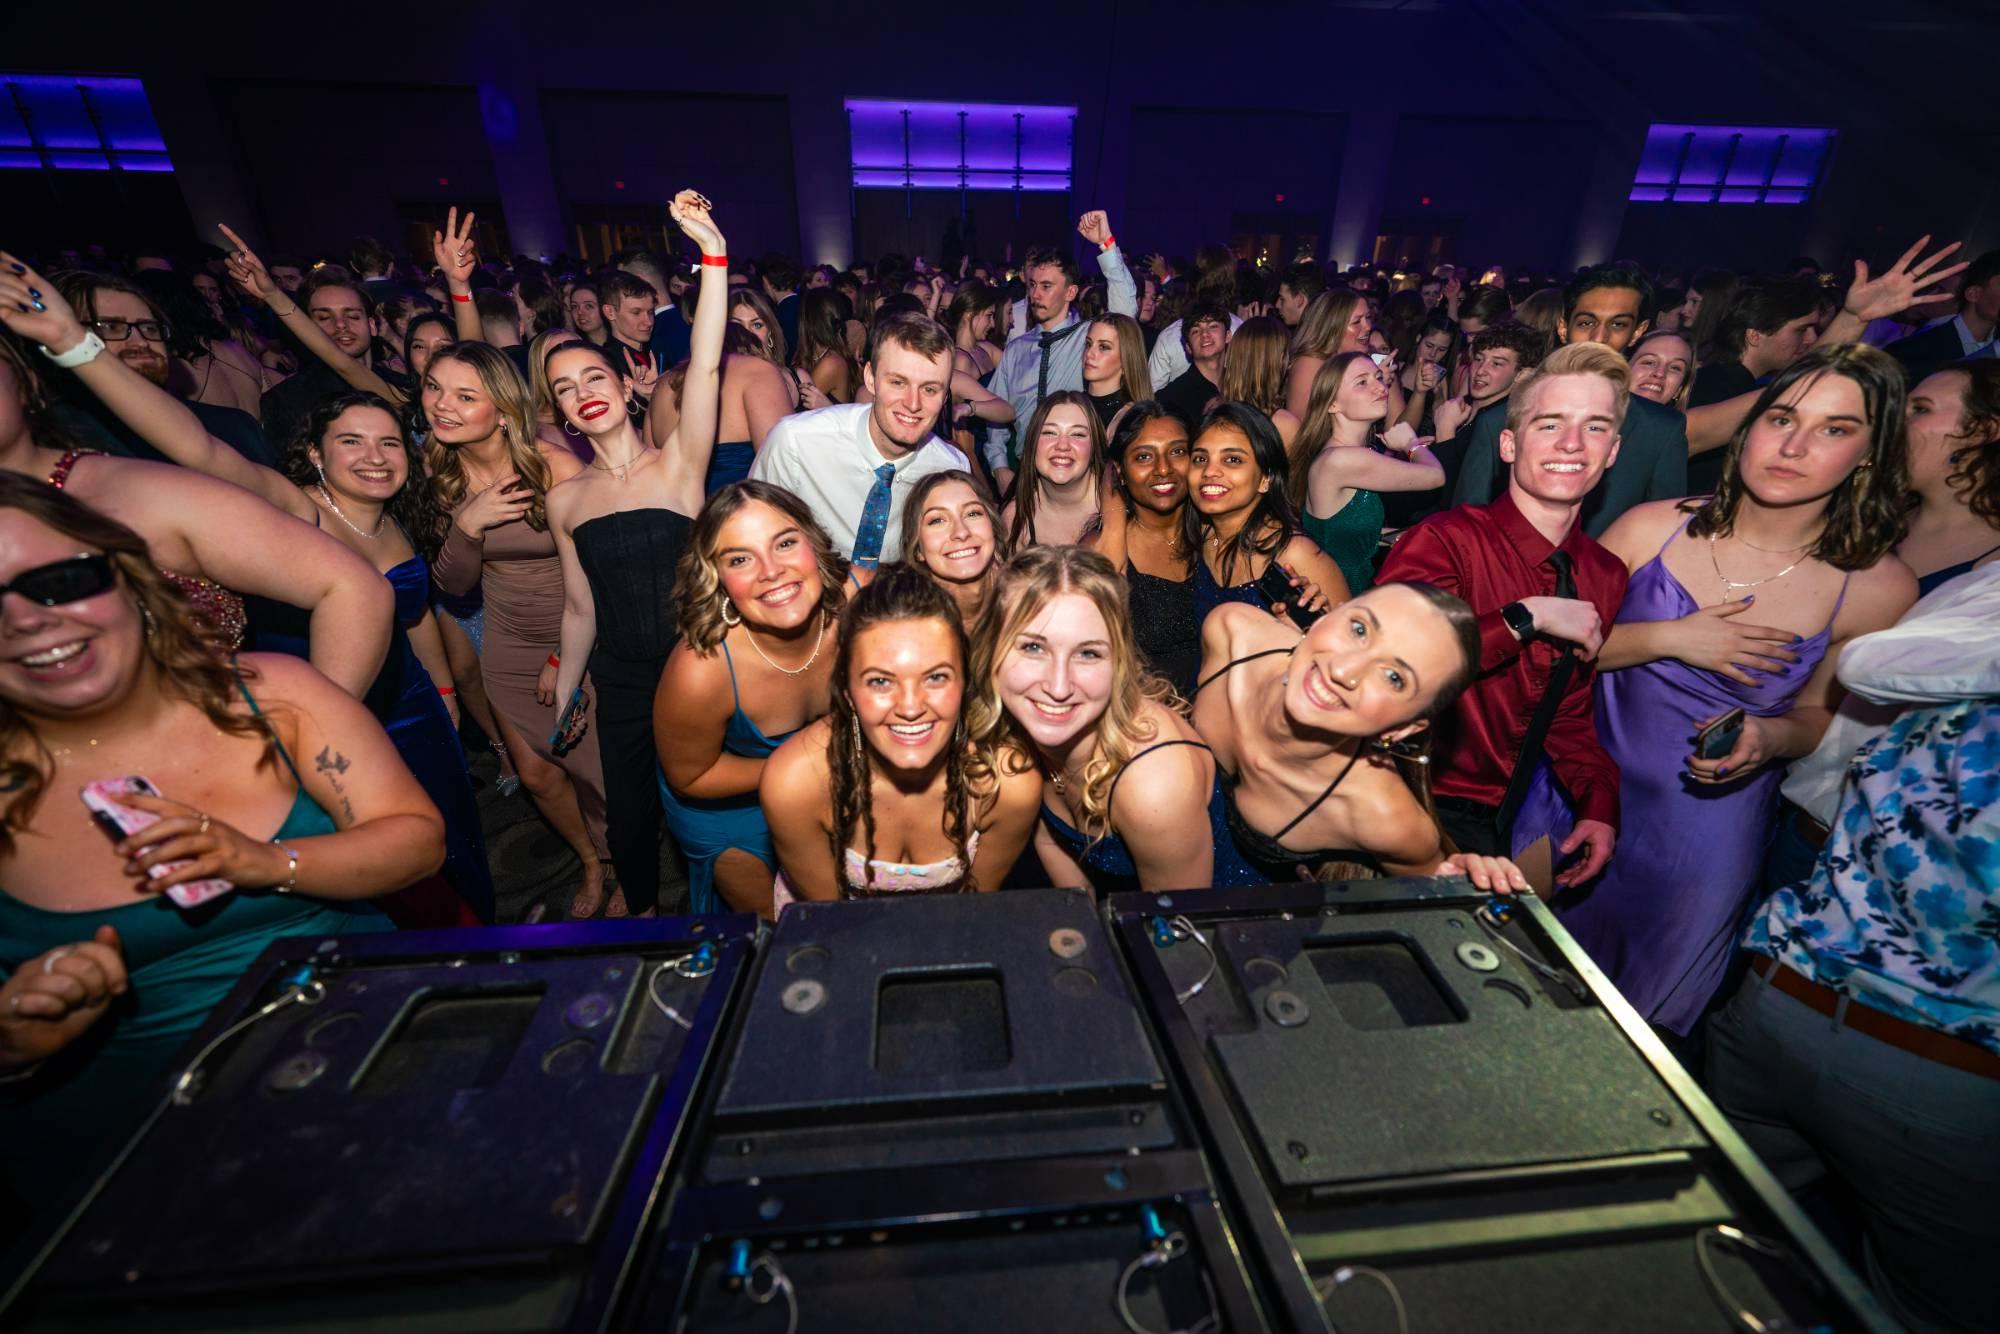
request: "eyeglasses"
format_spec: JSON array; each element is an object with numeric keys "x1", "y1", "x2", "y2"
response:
[
  {"x1": 0, "y1": 555, "x2": 118, "y2": 607},
  {"x1": 88, "y1": 318, "x2": 169, "y2": 343}
]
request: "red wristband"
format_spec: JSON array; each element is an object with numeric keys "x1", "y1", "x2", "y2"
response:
[
  {"x1": 547, "y1": 654, "x2": 560, "y2": 668},
  {"x1": 700, "y1": 254, "x2": 728, "y2": 267},
  {"x1": 436, "y1": 685, "x2": 457, "y2": 696},
  {"x1": 450, "y1": 291, "x2": 472, "y2": 303},
  {"x1": 1100, "y1": 234, "x2": 1116, "y2": 250}
]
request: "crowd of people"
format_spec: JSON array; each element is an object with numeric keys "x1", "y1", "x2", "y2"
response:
[{"x1": 0, "y1": 192, "x2": 1994, "y2": 1331}]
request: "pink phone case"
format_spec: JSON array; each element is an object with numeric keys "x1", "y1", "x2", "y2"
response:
[{"x1": 80, "y1": 777, "x2": 235, "y2": 910}]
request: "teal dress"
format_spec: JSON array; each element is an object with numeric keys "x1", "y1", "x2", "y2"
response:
[
  {"x1": 0, "y1": 678, "x2": 391, "y2": 1204},
  {"x1": 1303, "y1": 488, "x2": 1385, "y2": 595}
]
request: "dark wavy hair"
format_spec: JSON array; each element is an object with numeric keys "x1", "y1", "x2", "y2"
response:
[
  {"x1": 1009, "y1": 389, "x2": 1108, "y2": 549},
  {"x1": 1186, "y1": 400, "x2": 1303, "y2": 585},
  {"x1": 675, "y1": 481, "x2": 849, "y2": 653},
  {"x1": 825, "y1": 564, "x2": 988, "y2": 896},
  {"x1": 1938, "y1": 359, "x2": 2000, "y2": 527},
  {"x1": 0, "y1": 475, "x2": 270, "y2": 855},
  {"x1": 1684, "y1": 343, "x2": 1912, "y2": 570},
  {"x1": 288, "y1": 391, "x2": 448, "y2": 562}
]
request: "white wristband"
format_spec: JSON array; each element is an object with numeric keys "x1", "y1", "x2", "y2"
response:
[{"x1": 39, "y1": 331, "x2": 105, "y2": 369}]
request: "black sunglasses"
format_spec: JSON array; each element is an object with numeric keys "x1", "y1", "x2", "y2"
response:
[{"x1": 0, "y1": 555, "x2": 118, "y2": 607}]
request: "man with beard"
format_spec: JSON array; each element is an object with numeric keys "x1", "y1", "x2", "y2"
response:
[
  {"x1": 748, "y1": 312, "x2": 967, "y2": 566},
  {"x1": 48, "y1": 272, "x2": 275, "y2": 467}
]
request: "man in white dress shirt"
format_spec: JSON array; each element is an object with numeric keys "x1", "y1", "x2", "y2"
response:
[{"x1": 749, "y1": 312, "x2": 967, "y2": 565}]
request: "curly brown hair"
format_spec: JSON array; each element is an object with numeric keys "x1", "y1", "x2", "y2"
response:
[
  {"x1": 1684, "y1": 342, "x2": 1912, "y2": 570},
  {"x1": 0, "y1": 475, "x2": 271, "y2": 855},
  {"x1": 287, "y1": 391, "x2": 449, "y2": 563},
  {"x1": 825, "y1": 565, "x2": 1001, "y2": 895},
  {"x1": 675, "y1": 481, "x2": 849, "y2": 652},
  {"x1": 1938, "y1": 359, "x2": 2000, "y2": 527}
]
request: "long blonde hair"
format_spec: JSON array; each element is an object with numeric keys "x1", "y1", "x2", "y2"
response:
[
  {"x1": 968, "y1": 546, "x2": 1172, "y2": 838},
  {"x1": 1220, "y1": 315, "x2": 1290, "y2": 415},
  {"x1": 422, "y1": 342, "x2": 550, "y2": 529},
  {"x1": 1284, "y1": 351, "x2": 1377, "y2": 511},
  {"x1": 1288, "y1": 289, "x2": 1365, "y2": 364},
  {"x1": 1090, "y1": 314, "x2": 1153, "y2": 400}
]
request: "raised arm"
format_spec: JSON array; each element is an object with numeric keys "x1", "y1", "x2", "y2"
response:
[
  {"x1": 433, "y1": 208, "x2": 485, "y2": 344},
  {"x1": 1307, "y1": 438, "x2": 1444, "y2": 507},
  {"x1": 1080, "y1": 211, "x2": 1138, "y2": 318},
  {"x1": 0, "y1": 258, "x2": 316, "y2": 521},
  {"x1": 952, "y1": 368, "x2": 1014, "y2": 423},
  {"x1": 659, "y1": 190, "x2": 730, "y2": 495},
  {"x1": 219, "y1": 225, "x2": 407, "y2": 405},
  {"x1": 1816, "y1": 236, "x2": 1967, "y2": 348}
]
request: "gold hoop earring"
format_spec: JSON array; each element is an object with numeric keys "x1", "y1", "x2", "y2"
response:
[{"x1": 720, "y1": 600, "x2": 742, "y2": 627}]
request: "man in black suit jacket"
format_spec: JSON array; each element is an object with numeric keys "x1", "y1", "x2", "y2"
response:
[
  {"x1": 759, "y1": 253, "x2": 802, "y2": 355},
  {"x1": 1885, "y1": 249, "x2": 2000, "y2": 384},
  {"x1": 1451, "y1": 262, "x2": 1687, "y2": 535}
]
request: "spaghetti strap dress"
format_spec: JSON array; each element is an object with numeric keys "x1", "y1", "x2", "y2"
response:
[
  {"x1": 656, "y1": 641, "x2": 798, "y2": 913},
  {"x1": 433, "y1": 504, "x2": 610, "y2": 863},
  {"x1": 1037, "y1": 738, "x2": 1265, "y2": 895},
  {"x1": 0, "y1": 674, "x2": 391, "y2": 1202},
  {"x1": 1530, "y1": 520, "x2": 1848, "y2": 1034}
]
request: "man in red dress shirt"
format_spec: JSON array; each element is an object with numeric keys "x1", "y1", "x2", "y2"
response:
[{"x1": 1378, "y1": 342, "x2": 1631, "y2": 887}]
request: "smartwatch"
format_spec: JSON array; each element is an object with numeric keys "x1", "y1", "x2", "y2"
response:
[{"x1": 1500, "y1": 600, "x2": 1536, "y2": 642}]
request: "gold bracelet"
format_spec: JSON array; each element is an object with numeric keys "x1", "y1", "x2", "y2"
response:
[{"x1": 274, "y1": 842, "x2": 299, "y2": 893}]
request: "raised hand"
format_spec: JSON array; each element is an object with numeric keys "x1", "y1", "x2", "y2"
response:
[
  {"x1": 218, "y1": 223, "x2": 283, "y2": 302},
  {"x1": 1415, "y1": 360, "x2": 1443, "y2": 393},
  {"x1": 1433, "y1": 394, "x2": 1475, "y2": 440},
  {"x1": 1842, "y1": 235, "x2": 1969, "y2": 324},
  {"x1": 0, "y1": 252, "x2": 88, "y2": 352},
  {"x1": 1076, "y1": 210, "x2": 1113, "y2": 247},
  {"x1": 432, "y1": 206, "x2": 479, "y2": 288},
  {"x1": 621, "y1": 344, "x2": 660, "y2": 399},
  {"x1": 667, "y1": 189, "x2": 724, "y2": 257}
]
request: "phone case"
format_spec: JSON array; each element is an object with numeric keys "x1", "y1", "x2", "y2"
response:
[
  {"x1": 548, "y1": 687, "x2": 590, "y2": 757},
  {"x1": 1694, "y1": 710, "x2": 1746, "y2": 761},
  {"x1": 1255, "y1": 566, "x2": 1325, "y2": 630},
  {"x1": 80, "y1": 777, "x2": 235, "y2": 910}
]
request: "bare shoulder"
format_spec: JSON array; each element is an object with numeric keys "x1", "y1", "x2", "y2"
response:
[
  {"x1": 1597, "y1": 498, "x2": 1688, "y2": 567},
  {"x1": 1109, "y1": 705, "x2": 1212, "y2": 815},
  {"x1": 659, "y1": 636, "x2": 728, "y2": 703},
  {"x1": 1836, "y1": 552, "x2": 1920, "y2": 637},
  {"x1": 537, "y1": 441, "x2": 586, "y2": 485},
  {"x1": 761, "y1": 718, "x2": 832, "y2": 798},
  {"x1": 1201, "y1": 599, "x2": 1291, "y2": 663}
]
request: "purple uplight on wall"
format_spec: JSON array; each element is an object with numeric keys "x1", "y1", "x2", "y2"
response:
[
  {"x1": 1629, "y1": 123, "x2": 1832, "y2": 205},
  {"x1": 846, "y1": 98, "x2": 1076, "y2": 193},
  {"x1": 1, "y1": 73, "x2": 173, "y2": 171}
]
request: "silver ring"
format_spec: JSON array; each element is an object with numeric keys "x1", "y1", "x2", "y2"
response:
[{"x1": 42, "y1": 947, "x2": 74, "y2": 975}]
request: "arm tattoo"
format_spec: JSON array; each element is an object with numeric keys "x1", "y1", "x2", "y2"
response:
[{"x1": 313, "y1": 746, "x2": 359, "y2": 824}]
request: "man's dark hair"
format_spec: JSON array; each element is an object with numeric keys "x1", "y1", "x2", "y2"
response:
[
  {"x1": 611, "y1": 250, "x2": 669, "y2": 298},
  {"x1": 1562, "y1": 262, "x2": 1655, "y2": 327},
  {"x1": 600, "y1": 271, "x2": 657, "y2": 308},
  {"x1": 1458, "y1": 284, "x2": 1512, "y2": 329},
  {"x1": 1469, "y1": 322, "x2": 1548, "y2": 372},
  {"x1": 1279, "y1": 260, "x2": 1326, "y2": 305},
  {"x1": 473, "y1": 290, "x2": 517, "y2": 331},
  {"x1": 300, "y1": 270, "x2": 376, "y2": 319},
  {"x1": 757, "y1": 253, "x2": 802, "y2": 294},
  {"x1": 869, "y1": 311, "x2": 954, "y2": 368},
  {"x1": 347, "y1": 236, "x2": 394, "y2": 278},
  {"x1": 1958, "y1": 250, "x2": 2000, "y2": 304},
  {"x1": 1181, "y1": 299, "x2": 1231, "y2": 350},
  {"x1": 1705, "y1": 276, "x2": 1823, "y2": 363},
  {"x1": 1022, "y1": 247, "x2": 1080, "y2": 288},
  {"x1": 832, "y1": 271, "x2": 862, "y2": 302}
]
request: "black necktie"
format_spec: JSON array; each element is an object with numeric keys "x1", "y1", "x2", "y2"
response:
[{"x1": 1498, "y1": 549, "x2": 1577, "y2": 835}]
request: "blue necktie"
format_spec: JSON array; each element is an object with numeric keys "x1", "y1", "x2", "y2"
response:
[{"x1": 852, "y1": 462, "x2": 898, "y2": 568}]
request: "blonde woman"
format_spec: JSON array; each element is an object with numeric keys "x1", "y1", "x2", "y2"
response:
[
  {"x1": 968, "y1": 545, "x2": 1263, "y2": 894},
  {"x1": 1080, "y1": 313, "x2": 1154, "y2": 428},
  {"x1": 426, "y1": 341, "x2": 612, "y2": 917},
  {"x1": 1284, "y1": 289, "x2": 1381, "y2": 419},
  {"x1": 1219, "y1": 315, "x2": 1298, "y2": 444}
]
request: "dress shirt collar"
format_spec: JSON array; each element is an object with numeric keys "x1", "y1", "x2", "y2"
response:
[
  {"x1": 1484, "y1": 488, "x2": 1586, "y2": 565},
  {"x1": 1954, "y1": 313, "x2": 1997, "y2": 356}
]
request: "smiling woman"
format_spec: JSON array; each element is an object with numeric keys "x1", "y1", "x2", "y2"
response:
[
  {"x1": 759, "y1": 565, "x2": 1040, "y2": 906},
  {"x1": 1004, "y1": 390, "x2": 1106, "y2": 549}
]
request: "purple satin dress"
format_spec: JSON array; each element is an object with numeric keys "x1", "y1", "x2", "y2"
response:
[{"x1": 1517, "y1": 521, "x2": 1845, "y2": 1035}]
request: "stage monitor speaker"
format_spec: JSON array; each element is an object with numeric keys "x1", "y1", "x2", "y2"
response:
[
  {"x1": 625, "y1": 888, "x2": 1269, "y2": 1332},
  {"x1": 3, "y1": 918, "x2": 760, "y2": 1334},
  {"x1": 1111, "y1": 878, "x2": 1900, "y2": 1334}
]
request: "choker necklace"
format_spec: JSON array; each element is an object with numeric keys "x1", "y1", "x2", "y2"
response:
[
  {"x1": 1709, "y1": 532, "x2": 1805, "y2": 600},
  {"x1": 742, "y1": 609, "x2": 826, "y2": 677},
  {"x1": 318, "y1": 485, "x2": 386, "y2": 539}
]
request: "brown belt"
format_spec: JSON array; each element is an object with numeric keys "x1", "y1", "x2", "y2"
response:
[
  {"x1": 1754, "y1": 957, "x2": 2000, "y2": 1081},
  {"x1": 1791, "y1": 806, "x2": 1831, "y2": 851}
]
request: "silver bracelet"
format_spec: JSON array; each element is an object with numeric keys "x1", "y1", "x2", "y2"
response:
[{"x1": 274, "y1": 842, "x2": 299, "y2": 894}]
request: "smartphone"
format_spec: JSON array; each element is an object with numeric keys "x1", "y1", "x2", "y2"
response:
[
  {"x1": 549, "y1": 687, "x2": 590, "y2": 757},
  {"x1": 81, "y1": 776, "x2": 235, "y2": 910},
  {"x1": 1255, "y1": 564, "x2": 1324, "y2": 630},
  {"x1": 1694, "y1": 707, "x2": 1746, "y2": 762}
]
